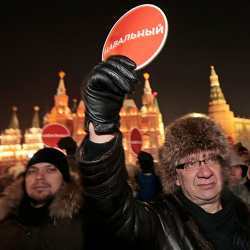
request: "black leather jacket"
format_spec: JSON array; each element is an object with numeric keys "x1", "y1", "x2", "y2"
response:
[{"x1": 79, "y1": 133, "x2": 250, "y2": 250}]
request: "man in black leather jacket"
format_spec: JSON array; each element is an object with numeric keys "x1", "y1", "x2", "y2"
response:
[{"x1": 78, "y1": 55, "x2": 250, "y2": 250}]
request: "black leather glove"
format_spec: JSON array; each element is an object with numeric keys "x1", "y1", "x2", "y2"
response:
[{"x1": 82, "y1": 55, "x2": 138, "y2": 134}]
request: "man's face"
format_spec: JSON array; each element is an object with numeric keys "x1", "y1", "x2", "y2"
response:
[
  {"x1": 176, "y1": 151, "x2": 223, "y2": 207},
  {"x1": 25, "y1": 163, "x2": 63, "y2": 205},
  {"x1": 229, "y1": 165, "x2": 242, "y2": 185}
]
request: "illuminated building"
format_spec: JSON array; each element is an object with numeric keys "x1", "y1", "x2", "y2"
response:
[
  {"x1": 0, "y1": 71, "x2": 165, "y2": 168},
  {"x1": 120, "y1": 72, "x2": 165, "y2": 164},
  {"x1": 1, "y1": 66, "x2": 250, "y2": 169},
  {"x1": 207, "y1": 66, "x2": 250, "y2": 148},
  {"x1": 0, "y1": 106, "x2": 43, "y2": 171},
  {"x1": 22, "y1": 106, "x2": 43, "y2": 158}
]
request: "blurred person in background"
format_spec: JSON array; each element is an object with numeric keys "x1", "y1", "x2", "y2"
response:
[
  {"x1": 228, "y1": 148, "x2": 250, "y2": 205},
  {"x1": 135, "y1": 150, "x2": 162, "y2": 202},
  {"x1": 58, "y1": 136, "x2": 78, "y2": 171}
]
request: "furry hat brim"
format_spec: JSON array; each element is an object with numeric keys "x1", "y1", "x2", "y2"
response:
[{"x1": 159, "y1": 114, "x2": 230, "y2": 194}]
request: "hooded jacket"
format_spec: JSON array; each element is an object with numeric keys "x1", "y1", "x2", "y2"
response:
[{"x1": 0, "y1": 173, "x2": 85, "y2": 250}]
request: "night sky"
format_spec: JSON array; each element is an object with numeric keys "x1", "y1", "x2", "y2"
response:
[{"x1": 1, "y1": 1, "x2": 250, "y2": 131}]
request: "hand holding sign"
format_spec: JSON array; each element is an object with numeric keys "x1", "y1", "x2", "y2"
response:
[
  {"x1": 82, "y1": 4, "x2": 167, "y2": 135},
  {"x1": 102, "y1": 4, "x2": 168, "y2": 70},
  {"x1": 82, "y1": 56, "x2": 138, "y2": 134}
]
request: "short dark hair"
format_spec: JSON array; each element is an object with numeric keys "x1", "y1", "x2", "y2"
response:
[{"x1": 137, "y1": 151, "x2": 154, "y2": 173}]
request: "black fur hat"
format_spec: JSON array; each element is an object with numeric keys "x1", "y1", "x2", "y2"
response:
[
  {"x1": 159, "y1": 114, "x2": 230, "y2": 194},
  {"x1": 27, "y1": 147, "x2": 70, "y2": 182}
]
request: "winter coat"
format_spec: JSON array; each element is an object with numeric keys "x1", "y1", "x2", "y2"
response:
[
  {"x1": 78, "y1": 133, "x2": 250, "y2": 250},
  {"x1": 0, "y1": 174, "x2": 85, "y2": 250}
]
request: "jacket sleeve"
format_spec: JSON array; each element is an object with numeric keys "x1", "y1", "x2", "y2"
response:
[{"x1": 78, "y1": 132, "x2": 161, "y2": 246}]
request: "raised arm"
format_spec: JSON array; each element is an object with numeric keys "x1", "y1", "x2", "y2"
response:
[{"x1": 78, "y1": 56, "x2": 161, "y2": 247}]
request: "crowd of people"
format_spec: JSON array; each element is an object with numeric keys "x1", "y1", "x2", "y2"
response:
[{"x1": 0, "y1": 55, "x2": 250, "y2": 249}]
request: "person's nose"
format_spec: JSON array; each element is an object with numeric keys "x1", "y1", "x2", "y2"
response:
[
  {"x1": 35, "y1": 171, "x2": 45, "y2": 180},
  {"x1": 197, "y1": 163, "x2": 213, "y2": 178}
]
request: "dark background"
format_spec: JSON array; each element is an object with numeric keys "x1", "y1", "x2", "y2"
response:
[{"x1": 1, "y1": 0, "x2": 250, "y2": 131}]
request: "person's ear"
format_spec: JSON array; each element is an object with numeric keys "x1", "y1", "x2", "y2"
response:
[{"x1": 176, "y1": 173, "x2": 181, "y2": 186}]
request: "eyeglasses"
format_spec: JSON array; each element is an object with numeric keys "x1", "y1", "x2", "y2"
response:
[{"x1": 176, "y1": 155, "x2": 220, "y2": 170}]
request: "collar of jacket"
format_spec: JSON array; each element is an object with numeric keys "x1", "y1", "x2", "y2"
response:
[
  {"x1": 0, "y1": 172, "x2": 84, "y2": 221},
  {"x1": 162, "y1": 192, "x2": 214, "y2": 250}
]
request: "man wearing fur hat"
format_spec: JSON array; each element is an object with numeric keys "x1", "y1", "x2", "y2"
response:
[
  {"x1": 78, "y1": 55, "x2": 250, "y2": 250},
  {"x1": 0, "y1": 147, "x2": 85, "y2": 250}
]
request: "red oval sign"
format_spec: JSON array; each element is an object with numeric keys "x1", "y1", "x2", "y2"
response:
[
  {"x1": 42, "y1": 123, "x2": 71, "y2": 148},
  {"x1": 130, "y1": 128, "x2": 142, "y2": 155},
  {"x1": 102, "y1": 4, "x2": 168, "y2": 70}
]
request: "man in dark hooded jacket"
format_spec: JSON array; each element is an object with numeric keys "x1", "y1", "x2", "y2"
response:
[
  {"x1": 0, "y1": 147, "x2": 85, "y2": 250},
  {"x1": 78, "y1": 55, "x2": 250, "y2": 250}
]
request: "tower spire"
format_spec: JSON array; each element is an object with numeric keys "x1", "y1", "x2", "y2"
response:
[
  {"x1": 142, "y1": 72, "x2": 154, "y2": 106},
  {"x1": 77, "y1": 100, "x2": 85, "y2": 115},
  {"x1": 209, "y1": 66, "x2": 226, "y2": 104},
  {"x1": 143, "y1": 72, "x2": 152, "y2": 94},
  {"x1": 208, "y1": 65, "x2": 236, "y2": 142},
  {"x1": 31, "y1": 106, "x2": 40, "y2": 128},
  {"x1": 9, "y1": 106, "x2": 20, "y2": 129},
  {"x1": 44, "y1": 71, "x2": 71, "y2": 124},
  {"x1": 57, "y1": 70, "x2": 66, "y2": 95}
]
